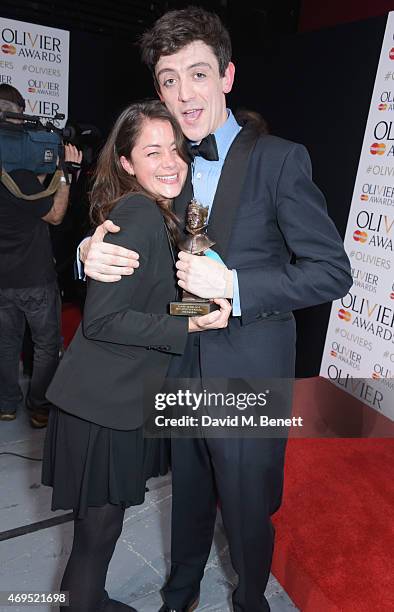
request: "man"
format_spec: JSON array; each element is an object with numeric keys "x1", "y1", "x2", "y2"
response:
[
  {"x1": 80, "y1": 7, "x2": 352, "y2": 611},
  {"x1": 0, "y1": 85, "x2": 82, "y2": 427}
]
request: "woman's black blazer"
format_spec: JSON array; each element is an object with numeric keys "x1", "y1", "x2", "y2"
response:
[{"x1": 46, "y1": 193, "x2": 188, "y2": 430}]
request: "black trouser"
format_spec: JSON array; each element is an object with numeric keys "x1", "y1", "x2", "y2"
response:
[
  {"x1": 0, "y1": 283, "x2": 61, "y2": 415},
  {"x1": 162, "y1": 338, "x2": 287, "y2": 611}
]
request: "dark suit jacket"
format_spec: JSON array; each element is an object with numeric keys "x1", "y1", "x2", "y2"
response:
[
  {"x1": 174, "y1": 127, "x2": 352, "y2": 380},
  {"x1": 46, "y1": 193, "x2": 188, "y2": 430}
]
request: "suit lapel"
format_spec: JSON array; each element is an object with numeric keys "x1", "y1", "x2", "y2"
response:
[{"x1": 208, "y1": 125, "x2": 259, "y2": 261}]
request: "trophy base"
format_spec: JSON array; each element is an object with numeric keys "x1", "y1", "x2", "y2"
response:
[{"x1": 169, "y1": 301, "x2": 220, "y2": 316}]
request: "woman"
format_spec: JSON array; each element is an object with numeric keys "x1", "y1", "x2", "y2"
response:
[{"x1": 42, "y1": 100, "x2": 231, "y2": 612}]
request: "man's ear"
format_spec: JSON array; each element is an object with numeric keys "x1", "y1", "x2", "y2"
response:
[
  {"x1": 222, "y1": 61, "x2": 235, "y2": 94},
  {"x1": 120, "y1": 155, "x2": 134, "y2": 176}
]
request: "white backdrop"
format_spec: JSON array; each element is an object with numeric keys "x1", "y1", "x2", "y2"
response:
[
  {"x1": 320, "y1": 12, "x2": 394, "y2": 421},
  {"x1": 0, "y1": 16, "x2": 69, "y2": 126}
]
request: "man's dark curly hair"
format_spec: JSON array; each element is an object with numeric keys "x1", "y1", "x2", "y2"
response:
[{"x1": 139, "y1": 6, "x2": 232, "y2": 86}]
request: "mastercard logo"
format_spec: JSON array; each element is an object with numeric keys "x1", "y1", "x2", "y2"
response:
[
  {"x1": 353, "y1": 230, "x2": 368, "y2": 243},
  {"x1": 338, "y1": 309, "x2": 351, "y2": 322},
  {"x1": 330, "y1": 350, "x2": 337, "y2": 357},
  {"x1": 1, "y1": 44, "x2": 16, "y2": 55},
  {"x1": 28, "y1": 87, "x2": 36, "y2": 93},
  {"x1": 378, "y1": 103, "x2": 387, "y2": 111},
  {"x1": 370, "y1": 142, "x2": 386, "y2": 155},
  {"x1": 360, "y1": 194, "x2": 368, "y2": 201},
  {"x1": 372, "y1": 372, "x2": 380, "y2": 380},
  {"x1": 390, "y1": 292, "x2": 394, "y2": 300},
  {"x1": 390, "y1": 48, "x2": 394, "y2": 60}
]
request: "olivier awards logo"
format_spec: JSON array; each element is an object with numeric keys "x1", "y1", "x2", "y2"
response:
[
  {"x1": 339, "y1": 291, "x2": 394, "y2": 343},
  {"x1": 0, "y1": 27, "x2": 62, "y2": 63},
  {"x1": 27, "y1": 78, "x2": 59, "y2": 96},
  {"x1": 378, "y1": 91, "x2": 394, "y2": 111},
  {"x1": 360, "y1": 183, "x2": 394, "y2": 207},
  {"x1": 25, "y1": 98, "x2": 60, "y2": 118},
  {"x1": 329, "y1": 341, "x2": 361, "y2": 370},
  {"x1": 371, "y1": 363, "x2": 394, "y2": 390},
  {"x1": 351, "y1": 267, "x2": 379, "y2": 293},
  {"x1": 369, "y1": 121, "x2": 394, "y2": 158},
  {"x1": 326, "y1": 364, "x2": 384, "y2": 410},
  {"x1": 353, "y1": 210, "x2": 393, "y2": 252}
]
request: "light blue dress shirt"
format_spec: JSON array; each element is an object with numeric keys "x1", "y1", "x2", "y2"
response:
[{"x1": 191, "y1": 109, "x2": 242, "y2": 315}]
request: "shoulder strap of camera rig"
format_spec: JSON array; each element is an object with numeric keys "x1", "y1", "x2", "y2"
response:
[{"x1": 0, "y1": 168, "x2": 63, "y2": 200}]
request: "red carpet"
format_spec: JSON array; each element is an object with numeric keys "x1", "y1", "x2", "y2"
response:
[
  {"x1": 272, "y1": 379, "x2": 394, "y2": 611},
  {"x1": 61, "y1": 302, "x2": 81, "y2": 347},
  {"x1": 60, "y1": 307, "x2": 394, "y2": 610}
]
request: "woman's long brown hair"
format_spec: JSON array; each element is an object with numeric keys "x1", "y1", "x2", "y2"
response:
[{"x1": 89, "y1": 100, "x2": 188, "y2": 243}]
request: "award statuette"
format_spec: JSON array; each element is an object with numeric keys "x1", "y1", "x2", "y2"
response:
[{"x1": 170, "y1": 199, "x2": 221, "y2": 316}]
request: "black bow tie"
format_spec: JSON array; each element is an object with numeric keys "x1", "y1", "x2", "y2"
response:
[{"x1": 187, "y1": 134, "x2": 219, "y2": 161}]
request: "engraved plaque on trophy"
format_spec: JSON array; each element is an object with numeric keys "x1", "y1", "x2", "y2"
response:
[{"x1": 170, "y1": 199, "x2": 220, "y2": 316}]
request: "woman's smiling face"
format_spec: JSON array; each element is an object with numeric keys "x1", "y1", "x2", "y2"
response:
[{"x1": 121, "y1": 118, "x2": 188, "y2": 199}]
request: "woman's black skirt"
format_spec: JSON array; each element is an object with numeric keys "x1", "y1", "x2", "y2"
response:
[{"x1": 42, "y1": 407, "x2": 169, "y2": 519}]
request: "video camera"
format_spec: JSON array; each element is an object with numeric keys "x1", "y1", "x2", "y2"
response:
[
  {"x1": 0, "y1": 110, "x2": 100, "y2": 200},
  {"x1": 0, "y1": 110, "x2": 64, "y2": 175},
  {"x1": 0, "y1": 110, "x2": 101, "y2": 173}
]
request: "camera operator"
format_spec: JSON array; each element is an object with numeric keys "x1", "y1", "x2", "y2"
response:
[{"x1": 0, "y1": 85, "x2": 82, "y2": 428}]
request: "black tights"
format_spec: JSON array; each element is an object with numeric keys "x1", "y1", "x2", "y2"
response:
[{"x1": 60, "y1": 504, "x2": 135, "y2": 612}]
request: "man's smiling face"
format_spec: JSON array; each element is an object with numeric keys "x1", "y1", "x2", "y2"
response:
[{"x1": 155, "y1": 40, "x2": 235, "y2": 142}]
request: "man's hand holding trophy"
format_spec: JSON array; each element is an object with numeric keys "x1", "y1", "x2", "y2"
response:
[{"x1": 170, "y1": 199, "x2": 233, "y2": 316}]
